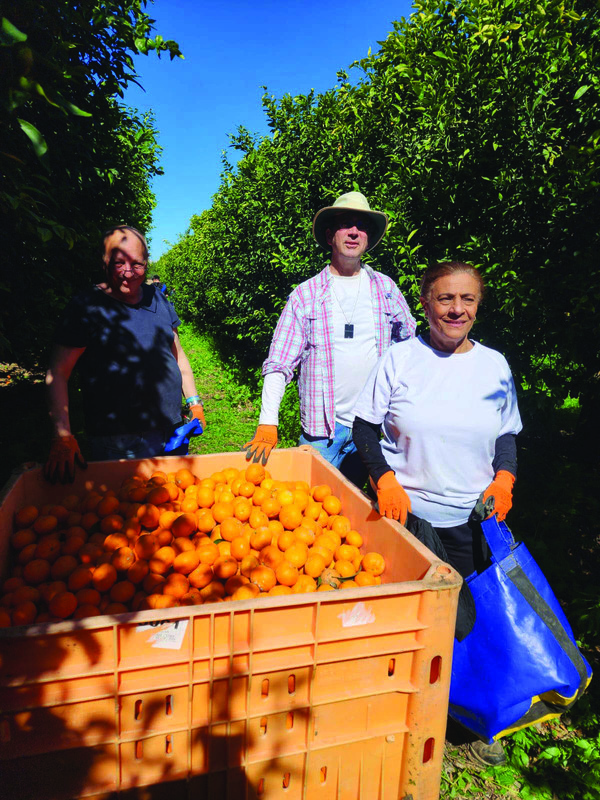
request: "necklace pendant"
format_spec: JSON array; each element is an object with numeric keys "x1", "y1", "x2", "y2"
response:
[{"x1": 344, "y1": 324, "x2": 354, "y2": 339}]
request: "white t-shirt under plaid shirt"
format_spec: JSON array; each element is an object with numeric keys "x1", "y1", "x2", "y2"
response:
[{"x1": 261, "y1": 264, "x2": 416, "y2": 438}]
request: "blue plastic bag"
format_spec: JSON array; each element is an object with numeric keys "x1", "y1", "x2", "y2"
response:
[
  {"x1": 449, "y1": 515, "x2": 592, "y2": 742},
  {"x1": 164, "y1": 418, "x2": 203, "y2": 453}
]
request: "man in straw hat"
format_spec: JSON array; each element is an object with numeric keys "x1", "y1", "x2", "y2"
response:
[{"x1": 243, "y1": 191, "x2": 416, "y2": 485}]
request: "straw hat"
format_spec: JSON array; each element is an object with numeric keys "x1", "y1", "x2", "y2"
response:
[{"x1": 312, "y1": 191, "x2": 388, "y2": 251}]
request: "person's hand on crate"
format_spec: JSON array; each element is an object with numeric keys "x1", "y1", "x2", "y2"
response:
[
  {"x1": 187, "y1": 400, "x2": 206, "y2": 431},
  {"x1": 44, "y1": 434, "x2": 87, "y2": 483},
  {"x1": 376, "y1": 471, "x2": 411, "y2": 525},
  {"x1": 242, "y1": 425, "x2": 278, "y2": 465},
  {"x1": 482, "y1": 470, "x2": 515, "y2": 522}
]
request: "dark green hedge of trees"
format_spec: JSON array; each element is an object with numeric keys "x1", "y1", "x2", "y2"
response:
[
  {"x1": 160, "y1": 0, "x2": 599, "y2": 421},
  {"x1": 0, "y1": 0, "x2": 181, "y2": 363}
]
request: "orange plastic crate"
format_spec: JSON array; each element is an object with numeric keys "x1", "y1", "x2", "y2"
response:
[{"x1": 0, "y1": 447, "x2": 461, "y2": 800}]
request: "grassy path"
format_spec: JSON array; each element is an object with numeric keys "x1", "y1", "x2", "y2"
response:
[{"x1": 177, "y1": 325, "x2": 259, "y2": 455}]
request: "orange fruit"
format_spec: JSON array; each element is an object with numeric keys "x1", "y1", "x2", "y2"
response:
[
  {"x1": 34, "y1": 537, "x2": 61, "y2": 562},
  {"x1": 260, "y1": 497, "x2": 281, "y2": 519},
  {"x1": 137, "y1": 504, "x2": 161, "y2": 530},
  {"x1": 260, "y1": 545, "x2": 285, "y2": 569},
  {"x1": 110, "y1": 580, "x2": 136, "y2": 604},
  {"x1": 232, "y1": 584, "x2": 261, "y2": 601},
  {"x1": 159, "y1": 510, "x2": 179, "y2": 530},
  {"x1": 340, "y1": 580, "x2": 358, "y2": 589},
  {"x1": 15, "y1": 505, "x2": 39, "y2": 528},
  {"x1": 268, "y1": 585, "x2": 293, "y2": 596},
  {"x1": 96, "y1": 496, "x2": 120, "y2": 518},
  {"x1": 240, "y1": 554, "x2": 260, "y2": 578},
  {"x1": 291, "y1": 490, "x2": 309, "y2": 512},
  {"x1": 200, "y1": 580, "x2": 226, "y2": 599},
  {"x1": 250, "y1": 565, "x2": 276, "y2": 592},
  {"x1": 73, "y1": 604, "x2": 102, "y2": 619},
  {"x1": 311, "y1": 485, "x2": 332, "y2": 502},
  {"x1": 304, "y1": 500, "x2": 322, "y2": 521},
  {"x1": 33, "y1": 515, "x2": 58, "y2": 535},
  {"x1": 17, "y1": 543, "x2": 37, "y2": 565},
  {"x1": 66, "y1": 567, "x2": 93, "y2": 593},
  {"x1": 12, "y1": 585, "x2": 41, "y2": 605},
  {"x1": 335, "y1": 560, "x2": 356, "y2": 578},
  {"x1": 250, "y1": 527, "x2": 272, "y2": 550},
  {"x1": 284, "y1": 542, "x2": 309, "y2": 569},
  {"x1": 171, "y1": 513, "x2": 197, "y2": 538},
  {"x1": 23, "y1": 558, "x2": 51, "y2": 585},
  {"x1": 61, "y1": 534, "x2": 86, "y2": 556},
  {"x1": 0, "y1": 607, "x2": 12, "y2": 626},
  {"x1": 175, "y1": 468, "x2": 195, "y2": 489},
  {"x1": 330, "y1": 515, "x2": 351, "y2": 536},
  {"x1": 12, "y1": 601, "x2": 38, "y2": 626},
  {"x1": 188, "y1": 564, "x2": 215, "y2": 590},
  {"x1": 345, "y1": 530, "x2": 363, "y2": 548},
  {"x1": 80, "y1": 512, "x2": 100, "y2": 531},
  {"x1": 104, "y1": 602, "x2": 129, "y2": 615},
  {"x1": 277, "y1": 530, "x2": 296, "y2": 551},
  {"x1": 40, "y1": 580, "x2": 67, "y2": 603},
  {"x1": 100, "y1": 514, "x2": 124, "y2": 535},
  {"x1": 149, "y1": 546, "x2": 176, "y2": 575},
  {"x1": 361, "y1": 552, "x2": 385, "y2": 576},
  {"x1": 173, "y1": 550, "x2": 201, "y2": 575},
  {"x1": 248, "y1": 509, "x2": 268, "y2": 530},
  {"x1": 220, "y1": 517, "x2": 243, "y2": 542},
  {"x1": 11, "y1": 528, "x2": 37, "y2": 551},
  {"x1": 143, "y1": 573, "x2": 166, "y2": 594},
  {"x1": 279, "y1": 505, "x2": 303, "y2": 531},
  {"x1": 135, "y1": 533, "x2": 159, "y2": 560},
  {"x1": 322, "y1": 495, "x2": 342, "y2": 516},
  {"x1": 155, "y1": 529, "x2": 174, "y2": 547},
  {"x1": 355, "y1": 571, "x2": 377, "y2": 586},
  {"x1": 163, "y1": 481, "x2": 180, "y2": 501},
  {"x1": 142, "y1": 594, "x2": 178, "y2": 610},
  {"x1": 49, "y1": 591, "x2": 78, "y2": 619},
  {"x1": 92, "y1": 563, "x2": 118, "y2": 593},
  {"x1": 181, "y1": 497, "x2": 199, "y2": 513},
  {"x1": 111, "y1": 547, "x2": 136, "y2": 572},
  {"x1": 213, "y1": 556, "x2": 238, "y2": 580},
  {"x1": 304, "y1": 552, "x2": 327, "y2": 579},
  {"x1": 224, "y1": 574, "x2": 249, "y2": 595},
  {"x1": 276, "y1": 561, "x2": 299, "y2": 587},
  {"x1": 3, "y1": 576, "x2": 24, "y2": 593},
  {"x1": 145, "y1": 486, "x2": 171, "y2": 506},
  {"x1": 196, "y1": 510, "x2": 217, "y2": 534},
  {"x1": 292, "y1": 575, "x2": 317, "y2": 594},
  {"x1": 197, "y1": 487, "x2": 215, "y2": 508},
  {"x1": 245, "y1": 463, "x2": 266, "y2": 485},
  {"x1": 78, "y1": 543, "x2": 103, "y2": 565},
  {"x1": 230, "y1": 536, "x2": 250, "y2": 561},
  {"x1": 180, "y1": 590, "x2": 203, "y2": 606},
  {"x1": 103, "y1": 533, "x2": 129, "y2": 552},
  {"x1": 162, "y1": 573, "x2": 190, "y2": 599},
  {"x1": 310, "y1": 545, "x2": 334, "y2": 566},
  {"x1": 172, "y1": 537, "x2": 195, "y2": 554},
  {"x1": 197, "y1": 541, "x2": 219, "y2": 565},
  {"x1": 335, "y1": 544, "x2": 359, "y2": 562},
  {"x1": 317, "y1": 583, "x2": 335, "y2": 591},
  {"x1": 50, "y1": 555, "x2": 79, "y2": 580},
  {"x1": 76, "y1": 588, "x2": 101, "y2": 606},
  {"x1": 127, "y1": 559, "x2": 149, "y2": 585}
]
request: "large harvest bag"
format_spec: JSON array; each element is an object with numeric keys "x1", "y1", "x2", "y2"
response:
[{"x1": 448, "y1": 515, "x2": 592, "y2": 743}]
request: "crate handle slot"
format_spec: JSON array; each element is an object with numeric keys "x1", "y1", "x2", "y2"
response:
[
  {"x1": 282, "y1": 772, "x2": 290, "y2": 789},
  {"x1": 286, "y1": 711, "x2": 294, "y2": 730},
  {"x1": 423, "y1": 737, "x2": 435, "y2": 763},
  {"x1": 260, "y1": 717, "x2": 267, "y2": 736},
  {"x1": 135, "y1": 740, "x2": 143, "y2": 760},
  {"x1": 320, "y1": 766, "x2": 327, "y2": 783},
  {"x1": 134, "y1": 699, "x2": 142, "y2": 720},
  {"x1": 166, "y1": 694, "x2": 173, "y2": 715},
  {"x1": 430, "y1": 655, "x2": 441, "y2": 684},
  {"x1": 261, "y1": 678, "x2": 269, "y2": 698},
  {"x1": 166, "y1": 734, "x2": 173, "y2": 754},
  {"x1": 388, "y1": 658, "x2": 396, "y2": 677},
  {"x1": 288, "y1": 674, "x2": 295, "y2": 694}
]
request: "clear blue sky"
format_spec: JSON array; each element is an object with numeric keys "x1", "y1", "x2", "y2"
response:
[{"x1": 125, "y1": 0, "x2": 415, "y2": 260}]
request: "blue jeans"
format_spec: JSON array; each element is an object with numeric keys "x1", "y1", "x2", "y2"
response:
[
  {"x1": 88, "y1": 427, "x2": 188, "y2": 461},
  {"x1": 299, "y1": 421, "x2": 367, "y2": 489}
]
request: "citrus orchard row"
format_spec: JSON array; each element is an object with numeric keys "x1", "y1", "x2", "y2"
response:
[{"x1": 1, "y1": 463, "x2": 386, "y2": 626}]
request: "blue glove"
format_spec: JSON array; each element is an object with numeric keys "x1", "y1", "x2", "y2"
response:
[{"x1": 164, "y1": 418, "x2": 203, "y2": 453}]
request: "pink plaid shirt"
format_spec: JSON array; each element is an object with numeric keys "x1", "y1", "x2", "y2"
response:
[{"x1": 262, "y1": 265, "x2": 417, "y2": 437}]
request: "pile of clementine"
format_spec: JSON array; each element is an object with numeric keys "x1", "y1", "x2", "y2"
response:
[{"x1": 0, "y1": 463, "x2": 386, "y2": 627}]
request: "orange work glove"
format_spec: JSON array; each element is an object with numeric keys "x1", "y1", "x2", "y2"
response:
[
  {"x1": 376, "y1": 470, "x2": 411, "y2": 525},
  {"x1": 242, "y1": 425, "x2": 278, "y2": 465},
  {"x1": 482, "y1": 470, "x2": 515, "y2": 522},
  {"x1": 188, "y1": 403, "x2": 206, "y2": 431},
  {"x1": 44, "y1": 434, "x2": 87, "y2": 484}
]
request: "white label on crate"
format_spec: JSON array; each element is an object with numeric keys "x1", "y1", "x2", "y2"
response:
[
  {"x1": 137, "y1": 620, "x2": 188, "y2": 649},
  {"x1": 338, "y1": 602, "x2": 376, "y2": 627}
]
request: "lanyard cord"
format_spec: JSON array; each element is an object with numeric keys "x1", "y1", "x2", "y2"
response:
[{"x1": 330, "y1": 270, "x2": 362, "y2": 325}]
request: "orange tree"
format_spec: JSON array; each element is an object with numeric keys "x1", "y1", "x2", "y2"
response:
[
  {"x1": 0, "y1": 0, "x2": 181, "y2": 363},
  {"x1": 162, "y1": 0, "x2": 599, "y2": 428}
]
